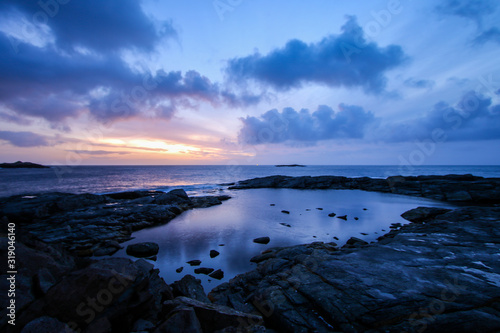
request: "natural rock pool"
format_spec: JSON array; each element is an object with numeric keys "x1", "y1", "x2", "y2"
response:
[{"x1": 112, "y1": 188, "x2": 455, "y2": 290}]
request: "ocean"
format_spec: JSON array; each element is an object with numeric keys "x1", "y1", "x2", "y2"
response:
[{"x1": 0, "y1": 165, "x2": 499, "y2": 198}]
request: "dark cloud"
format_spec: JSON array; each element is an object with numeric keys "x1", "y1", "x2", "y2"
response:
[
  {"x1": 0, "y1": 30, "x2": 257, "y2": 125},
  {"x1": 0, "y1": 130, "x2": 50, "y2": 147},
  {"x1": 377, "y1": 91, "x2": 500, "y2": 142},
  {"x1": 239, "y1": 92, "x2": 500, "y2": 145},
  {"x1": 436, "y1": 0, "x2": 497, "y2": 26},
  {"x1": 0, "y1": 0, "x2": 174, "y2": 53},
  {"x1": 403, "y1": 78, "x2": 435, "y2": 89},
  {"x1": 226, "y1": 16, "x2": 407, "y2": 94},
  {"x1": 238, "y1": 104, "x2": 377, "y2": 144},
  {"x1": 473, "y1": 27, "x2": 500, "y2": 45}
]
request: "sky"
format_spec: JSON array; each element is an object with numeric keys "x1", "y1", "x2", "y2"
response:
[{"x1": 0, "y1": 0, "x2": 499, "y2": 166}]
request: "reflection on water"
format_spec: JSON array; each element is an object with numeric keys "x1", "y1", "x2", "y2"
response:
[{"x1": 112, "y1": 189, "x2": 455, "y2": 291}]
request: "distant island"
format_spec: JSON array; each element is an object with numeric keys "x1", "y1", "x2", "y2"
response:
[
  {"x1": 275, "y1": 164, "x2": 306, "y2": 167},
  {"x1": 0, "y1": 161, "x2": 49, "y2": 169}
]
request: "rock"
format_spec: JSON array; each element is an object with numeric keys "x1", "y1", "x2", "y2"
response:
[
  {"x1": 209, "y1": 269, "x2": 224, "y2": 280},
  {"x1": 0, "y1": 161, "x2": 49, "y2": 168},
  {"x1": 390, "y1": 223, "x2": 402, "y2": 228},
  {"x1": 210, "y1": 207, "x2": 500, "y2": 332},
  {"x1": 270, "y1": 204, "x2": 275, "y2": 206},
  {"x1": 401, "y1": 206, "x2": 452, "y2": 223},
  {"x1": 187, "y1": 260, "x2": 202, "y2": 266},
  {"x1": 154, "y1": 190, "x2": 191, "y2": 205},
  {"x1": 333, "y1": 236, "x2": 339, "y2": 240},
  {"x1": 281, "y1": 210, "x2": 290, "y2": 214},
  {"x1": 446, "y1": 190, "x2": 473, "y2": 201},
  {"x1": 345, "y1": 237, "x2": 368, "y2": 246},
  {"x1": 169, "y1": 297, "x2": 263, "y2": 333},
  {"x1": 328, "y1": 212, "x2": 336, "y2": 217},
  {"x1": 363, "y1": 208, "x2": 368, "y2": 210},
  {"x1": 316, "y1": 208, "x2": 323, "y2": 210},
  {"x1": 360, "y1": 232, "x2": 368, "y2": 235},
  {"x1": 132, "y1": 319, "x2": 155, "y2": 332},
  {"x1": 154, "y1": 306, "x2": 202, "y2": 333},
  {"x1": 171, "y1": 274, "x2": 210, "y2": 303},
  {"x1": 21, "y1": 316, "x2": 70, "y2": 333},
  {"x1": 279, "y1": 222, "x2": 291, "y2": 227},
  {"x1": 337, "y1": 215, "x2": 347, "y2": 220},
  {"x1": 194, "y1": 267, "x2": 215, "y2": 275},
  {"x1": 126, "y1": 242, "x2": 159, "y2": 258},
  {"x1": 354, "y1": 217, "x2": 359, "y2": 220},
  {"x1": 253, "y1": 237, "x2": 270, "y2": 244},
  {"x1": 176, "y1": 267, "x2": 183, "y2": 273},
  {"x1": 210, "y1": 250, "x2": 220, "y2": 258}
]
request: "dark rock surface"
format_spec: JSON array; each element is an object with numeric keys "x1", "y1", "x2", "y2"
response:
[
  {"x1": 0, "y1": 189, "x2": 231, "y2": 257},
  {"x1": 194, "y1": 267, "x2": 215, "y2": 275},
  {"x1": 1, "y1": 234, "x2": 264, "y2": 332},
  {"x1": 210, "y1": 250, "x2": 220, "y2": 258},
  {"x1": 0, "y1": 161, "x2": 49, "y2": 168},
  {"x1": 126, "y1": 242, "x2": 159, "y2": 258},
  {"x1": 229, "y1": 174, "x2": 500, "y2": 204},
  {"x1": 253, "y1": 237, "x2": 271, "y2": 244},
  {"x1": 209, "y1": 206, "x2": 500, "y2": 332},
  {"x1": 171, "y1": 274, "x2": 210, "y2": 303},
  {"x1": 209, "y1": 269, "x2": 224, "y2": 280}
]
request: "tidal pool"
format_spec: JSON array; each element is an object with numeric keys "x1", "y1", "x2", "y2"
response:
[{"x1": 112, "y1": 188, "x2": 455, "y2": 291}]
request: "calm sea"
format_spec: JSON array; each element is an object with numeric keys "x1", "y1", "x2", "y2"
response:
[{"x1": 1, "y1": 165, "x2": 499, "y2": 198}]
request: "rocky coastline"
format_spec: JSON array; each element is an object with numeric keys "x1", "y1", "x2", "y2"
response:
[
  {"x1": 0, "y1": 161, "x2": 49, "y2": 169},
  {"x1": 1, "y1": 175, "x2": 500, "y2": 332}
]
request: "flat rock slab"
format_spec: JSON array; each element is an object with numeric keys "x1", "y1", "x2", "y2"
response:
[{"x1": 209, "y1": 206, "x2": 500, "y2": 332}]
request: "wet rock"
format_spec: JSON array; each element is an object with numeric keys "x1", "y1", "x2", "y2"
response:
[
  {"x1": 210, "y1": 250, "x2": 220, "y2": 258},
  {"x1": 354, "y1": 217, "x2": 359, "y2": 220},
  {"x1": 337, "y1": 215, "x2": 347, "y2": 220},
  {"x1": 210, "y1": 207, "x2": 500, "y2": 332},
  {"x1": 253, "y1": 237, "x2": 270, "y2": 244},
  {"x1": 270, "y1": 204, "x2": 275, "y2": 206},
  {"x1": 126, "y1": 242, "x2": 159, "y2": 258},
  {"x1": 187, "y1": 260, "x2": 202, "y2": 266},
  {"x1": 316, "y1": 208, "x2": 323, "y2": 210},
  {"x1": 281, "y1": 210, "x2": 290, "y2": 214},
  {"x1": 279, "y1": 222, "x2": 291, "y2": 227},
  {"x1": 209, "y1": 269, "x2": 224, "y2": 280},
  {"x1": 328, "y1": 212, "x2": 336, "y2": 217},
  {"x1": 176, "y1": 267, "x2": 183, "y2": 273},
  {"x1": 194, "y1": 267, "x2": 215, "y2": 275}
]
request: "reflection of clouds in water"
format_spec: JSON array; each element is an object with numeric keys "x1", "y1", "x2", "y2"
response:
[{"x1": 112, "y1": 189, "x2": 455, "y2": 290}]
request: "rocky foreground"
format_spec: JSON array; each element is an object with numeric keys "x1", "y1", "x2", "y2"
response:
[
  {"x1": 1, "y1": 175, "x2": 500, "y2": 332},
  {"x1": 229, "y1": 174, "x2": 500, "y2": 204}
]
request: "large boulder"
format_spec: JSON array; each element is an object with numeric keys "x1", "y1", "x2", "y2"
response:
[{"x1": 126, "y1": 242, "x2": 159, "y2": 258}]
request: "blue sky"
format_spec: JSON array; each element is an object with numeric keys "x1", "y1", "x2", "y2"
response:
[{"x1": 0, "y1": 0, "x2": 499, "y2": 165}]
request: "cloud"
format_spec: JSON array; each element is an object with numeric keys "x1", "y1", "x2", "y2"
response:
[
  {"x1": 0, "y1": 111, "x2": 32, "y2": 125},
  {"x1": 66, "y1": 150, "x2": 130, "y2": 156},
  {"x1": 239, "y1": 92, "x2": 500, "y2": 145},
  {"x1": 473, "y1": 27, "x2": 500, "y2": 45},
  {"x1": 435, "y1": 0, "x2": 497, "y2": 26},
  {"x1": 226, "y1": 16, "x2": 407, "y2": 94},
  {"x1": 0, "y1": 0, "x2": 175, "y2": 53},
  {"x1": 238, "y1": 104, "x2": 378, "y2": 144},
  {"x1": 0, "y1": 130, "x2": 50, "y2": 147},
  {"x1": 377, "y1": 91, "x2": 500, "y2": 142},
  {"x1": 403, "y1": 78, "x2": 435, "y2": 89}
]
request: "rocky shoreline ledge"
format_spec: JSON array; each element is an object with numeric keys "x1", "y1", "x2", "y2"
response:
[{"x1": 1, "y1": 175, "x2": 500, "y2": 332}]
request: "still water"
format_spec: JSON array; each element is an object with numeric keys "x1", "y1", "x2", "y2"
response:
[{"x1": 112, "y1": 188, "x2": 455, "y2": 291}]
